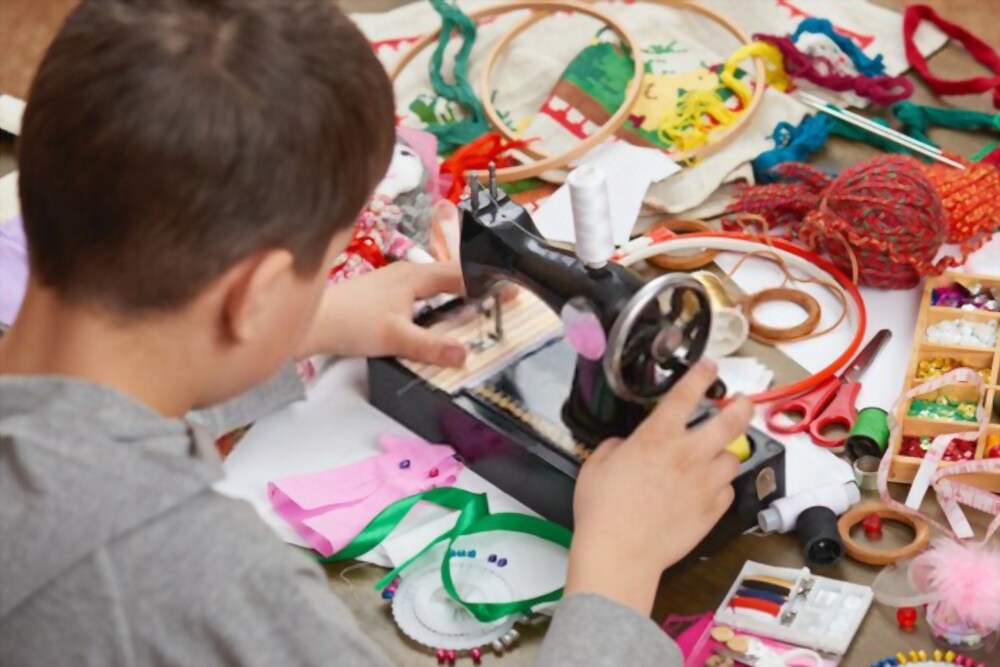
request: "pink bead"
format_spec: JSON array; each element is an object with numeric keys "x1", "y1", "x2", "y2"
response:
[
  {"x1": 436, "y1": 649, "x2": 446, "y2": 664},
  {"x1": 471, "y1": 648, "x2": 482, "y2": 664},
  {"x1": 446, "y1": 649, "x2": 457, "y2": 665},
  {"x1": 429, "y1": 467, "x2": 440, "y2": 478}
]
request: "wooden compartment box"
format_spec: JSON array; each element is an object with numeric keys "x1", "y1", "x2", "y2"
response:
[{"x1": 887, "y1": 272, "x2": 1000, "y2": 492}]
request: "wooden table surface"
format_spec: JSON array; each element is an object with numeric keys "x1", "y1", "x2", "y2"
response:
[{"x1": 2, "y1": 1, "x2": 998, "y2": 665}]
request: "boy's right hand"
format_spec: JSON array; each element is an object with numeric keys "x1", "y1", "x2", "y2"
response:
[{"x1": 564, "y1": 360, "x2": 753, "y2": 615}]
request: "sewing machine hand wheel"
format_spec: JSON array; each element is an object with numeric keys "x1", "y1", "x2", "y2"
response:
[{"x1": 603, "y1": 274, "x2": 713, "y2": 404}]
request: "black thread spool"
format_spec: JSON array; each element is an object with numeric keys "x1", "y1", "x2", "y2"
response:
[{"x1": 797, "y1": 506, "x2": 844, "y2": 567}]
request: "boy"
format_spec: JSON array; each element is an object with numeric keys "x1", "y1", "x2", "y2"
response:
[{"x1": 0, "y1": 1, "x2": 752, "y2": 665}]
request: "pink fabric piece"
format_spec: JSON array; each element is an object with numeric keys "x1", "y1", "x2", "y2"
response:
[{"x1": 267, "y1": 434, "x2": 463, "y2": 557}]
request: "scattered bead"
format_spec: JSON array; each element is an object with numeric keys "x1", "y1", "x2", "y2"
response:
[
  {"x1": 470, "y1": 647, "x2": 482, "y2": 665},
  {"x1": 861, "y1": 513, "x2": 883, "y2": 538},
  {"x1": 457, "y1": 550, "x2": 466, "y2": 557},
  {"x1": 468, "y1": 549, "x2": 477, "y2": 558},
  {"x1": 907, "y1": 398, "x2": 979, "y2": 422},
  {"x1": 446, "y1": 649, "x2": 456, "y2": 665},
  {"x1": 381, "y1": 589, "x2": 395, "y2": 600},
  {"x1": 897, "y1": 607, "x2": 918, "y2": 631},
  {"x1": 896, "y1": 652, "x2": 908, "y2": 664},
  {"x1": 915, "y1": 357, "x2": 991, "y2": 383},
  {"x1": 399, "y1": 459, "x2": 411, "y2": 469},
  {"x1": 909, "y1": 650, "x2": 919, "y2": 661},
  {"x1": 491, "y1": 639, "x2": 505, "y2": 654},
  {"x1": 436, "y1": 648, "x2": 446, "y2": 664},
  {"x1": 932, "y1": 282, "x2": 1000, "y2": 312},
  {"x1": 987, "y1": 434, "x2": 1000, "y2": 459},
  {"x1": 945, "y1": 651, "x2": 956, "y2": 662},
  {"x1": 487, "y1": 554, "x2": 497, "y2": 563},
  {"x1": 497, "y1": 558, "x2": 508, "y2": 567},
  {"x1": 934, "y1": 650, "x2": 943, "y2": 661},
  {"x1": 428, "y1": 468, "x2": 440, "y2": 478},
  {"x1": 917, "y1": 651, "x2": 927, "y2": 661},
  {"x1": 899, "y1": 435, "x2": 977, "y2": 461},
  {"x1": 925, "y1": 317, "x2": 997, "y2": 347}
]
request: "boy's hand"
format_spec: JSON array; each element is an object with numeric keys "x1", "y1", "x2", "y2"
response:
[
  {"x1": 297, "y1": 262, "x2": 467, "y2": 367},
  {"x1": 565, "y1": 360, "x2": 752, "y2": 615}
]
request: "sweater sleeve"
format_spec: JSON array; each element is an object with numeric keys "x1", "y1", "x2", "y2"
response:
[
  {"x1": 537, "y1": 594, "x2": 683, "y2": 667},
  {"x1": 187, "y1": 362, "x2": 305, "y2": 438}
]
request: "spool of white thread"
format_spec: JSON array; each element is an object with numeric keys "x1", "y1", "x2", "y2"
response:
[
  {"x1": 568, "y1": 165, "x2": 614, "y2": 269},
  {"x1": 758, "y1": 482, "x2": 860, "y2": 534}
]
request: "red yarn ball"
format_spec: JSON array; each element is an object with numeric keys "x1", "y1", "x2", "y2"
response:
[{"x1": 726, "y1": 155, "x2": 951, "y2": 289}]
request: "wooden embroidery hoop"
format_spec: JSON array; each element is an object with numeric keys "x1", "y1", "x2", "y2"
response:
[
  {"x1": 837, "y1": 501, "x2": 931, "y2": 566},
  {"x1": 389, "y1": 0, "x2": 643, "y2": 182},
  {"x1": 479, "y1": 0, "x2": 767, "y2": 166}
]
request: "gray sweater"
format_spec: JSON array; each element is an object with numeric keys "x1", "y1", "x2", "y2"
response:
[{"x1": 0, "y1": 374, "x2": 681, "y2": 666}]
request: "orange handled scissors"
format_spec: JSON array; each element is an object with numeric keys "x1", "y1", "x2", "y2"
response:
[{"x1": 765, "y1": 329, "x2": 892, "y2": 449}]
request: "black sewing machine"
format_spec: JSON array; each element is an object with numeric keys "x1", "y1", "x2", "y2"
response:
[{"x1": 369, "y1": 170, "x2": 785, "y2": 555}]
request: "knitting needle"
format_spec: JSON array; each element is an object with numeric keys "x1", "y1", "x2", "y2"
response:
[
  {"x1": 796, "y1": 94, "x2": 965, "y2": 170},
  {"x1": 797, "y1": 92, "x2": 944, "y2": 156},
  {"x1": 797, "y1": 94, "x2": 958, "y2": 165}
]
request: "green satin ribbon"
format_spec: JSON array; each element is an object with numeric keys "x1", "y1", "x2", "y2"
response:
[{"x1": 317, "y1": 487, "x2": 573, "y2": 623}]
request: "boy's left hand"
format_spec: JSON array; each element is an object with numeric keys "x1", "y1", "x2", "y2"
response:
[{"x1": 297, "y1": 262, "x2": 467, "y2": 367}]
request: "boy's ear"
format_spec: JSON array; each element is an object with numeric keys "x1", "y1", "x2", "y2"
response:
[{"x1": 221, "y1": 249, "x2": 298, "y2": 344}]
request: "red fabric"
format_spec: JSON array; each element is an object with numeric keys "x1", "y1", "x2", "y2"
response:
[
  {"x1": 723, "y1": 155, "x2": 979, "y2": 290},
  {"x1": 903, "y1": 5, "x2": 1000, "y2": 109},
  {"x1": 439, "y1": 132, "x2": 532, "y2": 202}
]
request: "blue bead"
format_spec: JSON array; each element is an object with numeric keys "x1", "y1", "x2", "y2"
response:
[
  {"x1": 381, "y1": 590, "x2": 395, "y2": 600},
  {"x1": 497, "y1": 558, "x2": 508, "y2": 567},
  {"x1": 468, "y1": 550, "x2": 477, "y2": 558},
  {"x1": 399, "y1": 459, "x2": 411, "y2": 469},
  {"x1": 457, "y1": 550, "x2": 466, "y2": 557},
  {"x1": 449, "y1": 549, "x2": 456, "y2": 557},
  {"x1": 487, "y1": 554, "x2": 497, "y2": 563}
]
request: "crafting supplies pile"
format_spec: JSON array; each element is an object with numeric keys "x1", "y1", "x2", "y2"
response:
[{"x1": 217, "y1": 1, "x2": 1000, "y2": 665}]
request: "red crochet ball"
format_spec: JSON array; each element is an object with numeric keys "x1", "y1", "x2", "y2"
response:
[{"x1": 726, "y1": 155, "x2": 950, "y2": 289}]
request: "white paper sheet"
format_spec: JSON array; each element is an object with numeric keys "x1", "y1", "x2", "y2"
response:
[{"x1": 532, "y1": 142, "x2": 680, "y2": 245}]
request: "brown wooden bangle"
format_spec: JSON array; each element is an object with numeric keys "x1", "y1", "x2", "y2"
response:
[
  {"x1": 742, "y1": 287, "x2": 821, "y2": 342},
  {"x1": 837, "y1": 501, "x2": 930, "y2": 566},
  {"x1": 645, "y1": 218, "x2": 718, "y2": 271},
  {"x1": 481, "y1": 0, "x2": 767, "y2": 165},
  {"x1": 388, "y1": 1, "x2": 642, "y2": 182}
]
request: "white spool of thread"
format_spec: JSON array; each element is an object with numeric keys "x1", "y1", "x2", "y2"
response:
[
  {"x1": 758, "y1": 482, "x2": 861, "y2": 534},
  {"x1": 568, "y1": 165, "x2": 614, "y2": 269}
]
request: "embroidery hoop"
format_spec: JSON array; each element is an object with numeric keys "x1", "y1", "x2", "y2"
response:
[
  {"x1": 836, "y1": 501, "x2": 930, "y2": 566},
  {"x1": 615, "y1": 232, "x2": 867, "y2": 404},
  {"x1": 479, "y1": 0, "x2": 767, "y2": 165},
  {"x1": 389, "y1": 0, "x2": 643, "y2": 182}
]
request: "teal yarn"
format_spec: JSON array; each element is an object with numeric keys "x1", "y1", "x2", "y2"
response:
[
  {"x1": 427, "y1": 0, "x2": 489, "y2": 154},
  {"x1": 791, "y1": 17, "x2": 885, "y2": 77},
  {"x1": 753, "y1": 115, "x2": 831, "y2": 183},
  {"x1": 891, "y1": 100, "x2": 1000, "y2": 148}
]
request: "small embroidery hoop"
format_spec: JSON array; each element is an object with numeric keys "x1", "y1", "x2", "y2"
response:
[
  {"x1": 479, "y1": 0, "x2": 767, "y2": 166},
  {"x1": 389, "y1": 0, "x2": 643, "y2": 182},
  {"x1": 836, "y1": 501, "x2": 931, "y2": 566}
]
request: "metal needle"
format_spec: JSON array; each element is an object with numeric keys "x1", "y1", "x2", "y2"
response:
[
  {"x1": 488, "y1": 161, "x2": 498, "y2": 198},
  {"x1": 469, "y1": 174, "x2": 480, "y2": 215}
]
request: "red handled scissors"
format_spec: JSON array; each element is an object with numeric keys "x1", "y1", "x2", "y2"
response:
[{"x1": 765, "y1": 329, "x2": 892, "y2": 449}]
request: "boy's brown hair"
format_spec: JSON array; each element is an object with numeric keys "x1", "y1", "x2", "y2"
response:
[{"x1": 18, "y1": 0, "x2": 395, "y2": 313}]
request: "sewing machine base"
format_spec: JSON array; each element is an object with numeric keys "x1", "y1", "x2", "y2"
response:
[{"x1": 369, "y1": 338, "x2": 786, "y2": 556}]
